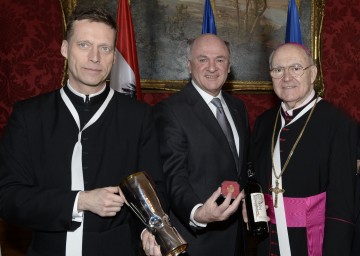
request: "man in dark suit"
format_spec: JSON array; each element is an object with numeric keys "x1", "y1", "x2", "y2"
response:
[
  {"x1": 0, "y1": 6, "x2": 163, "y2": 256},
  {"x1": 154, "y1": 34, "x2": 250, "y2": 255}
]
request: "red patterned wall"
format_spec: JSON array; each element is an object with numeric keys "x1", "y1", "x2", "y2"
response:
[
  {"x1": 0, "y1": 0, "x2": 359, "y2": 140},
  {"x1": 0, "y1": 0, "x2": 64, "y2": 139},
  {"x1": 322, "y1": 0, "x2": 360, "y2": 121}
]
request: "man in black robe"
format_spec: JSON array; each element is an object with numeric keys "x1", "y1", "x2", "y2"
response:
[
  {"x1": 250, "y1": 43, "x2": 357, "y2": 256},
  {"x1": 0, "y1": 6, "x2": 164, "y2": 256}
]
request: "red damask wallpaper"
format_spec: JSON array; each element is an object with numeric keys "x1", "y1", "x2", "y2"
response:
[
  {"x1": 322, "y1": 0, "x2": 360, "y2": 121},
  {"x1": 0, "y1": 0, "x2": 359, "y2": 139},
  {"x1": 0, "y1": 0, "x2": 64, "y2": 139}
]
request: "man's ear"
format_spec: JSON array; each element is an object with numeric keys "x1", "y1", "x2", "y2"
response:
[
  {"x1": 187, "y1": 59, "x2": 192, "y2": 74},
  {"x1": 60, "y1": 40, "x2": 68, "y2": 59},
  {"x1": 113, "y1": 49, "x2": 116, "y2": 64},
  {"x1": 310, "y1": 65, "x2": 318, "y2": 84}
]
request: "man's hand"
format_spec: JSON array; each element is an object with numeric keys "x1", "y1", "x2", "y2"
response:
[
  {"x1": 194, "y1": 187, "x2": 244, "y2": 224},
  {"x1": 77, "y1": 186, "x2": 126, "y2": 217},
  {"x1": 141, "y1": 230, "x2": 161, "y2": 256}
]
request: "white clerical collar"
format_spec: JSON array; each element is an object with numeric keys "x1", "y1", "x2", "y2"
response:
[
  {"x1": 66, "y1": 80, "x2": 107, "y2": 103},
  {"x1": 281, "y1": 90, "x2": 315, "y2": 116},
  {"x1": 191, "y1": 80, "x2": 224, "y2": 105}
]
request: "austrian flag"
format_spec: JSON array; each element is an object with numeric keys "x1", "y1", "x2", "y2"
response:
[{"x1": 110, "y1": 0, "x2": 141, "y2": 100}]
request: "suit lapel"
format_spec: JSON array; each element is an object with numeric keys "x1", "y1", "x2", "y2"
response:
[{"x1": 184, "y1": 84, "x2": 239, "y2": 175}]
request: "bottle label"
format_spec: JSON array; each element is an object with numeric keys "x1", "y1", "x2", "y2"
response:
[{"x1": 250, "y1": 193, "x2": 267, "y2": 222}]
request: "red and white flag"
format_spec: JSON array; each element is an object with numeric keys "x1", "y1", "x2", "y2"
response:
[{"x1": 110, "y1": 0, "x2": 141, "y2": 100}]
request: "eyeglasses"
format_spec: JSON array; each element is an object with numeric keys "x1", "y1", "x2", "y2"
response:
[{"x1": 269, "y1": 65, "x2": 313, "y2": 79}]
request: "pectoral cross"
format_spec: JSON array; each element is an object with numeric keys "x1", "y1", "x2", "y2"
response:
[{"x1": 269, "y1": 179, "x2": 285, "y2": 208}]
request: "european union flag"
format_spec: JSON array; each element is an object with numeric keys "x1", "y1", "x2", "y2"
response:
[
  {"x1": 285, "y1": 0, "x2": 303, "y2": 44},
  {"x1": 202, "y1": 0, "x2": 217, "y2": 34}
]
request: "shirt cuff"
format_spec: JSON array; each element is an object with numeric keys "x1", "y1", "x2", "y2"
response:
[
  {"x1": 189, "y1": 203, "x2": 207, "y2": 227},
  {"x1": 140, "y1": 228, "x2": 147, "y2": 240},
  {"x1": 72, "y1": 191, "x2": 84, "y2": 222}
]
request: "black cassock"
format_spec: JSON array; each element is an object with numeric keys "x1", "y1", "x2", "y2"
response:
[
  {"x1": 250, "y1": 99, "x2": 357, "y2": 256},
  {"x1": 0, "y1": 85, "x2": 166, "y2": 255}
]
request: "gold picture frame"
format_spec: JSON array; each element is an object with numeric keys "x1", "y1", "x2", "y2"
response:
[
  {"x1": 134, "y1": 0, "x2": 325, "y2": 94},
  {"x1": 60, "y1": 0, "x2": 325, "y2": 94}
]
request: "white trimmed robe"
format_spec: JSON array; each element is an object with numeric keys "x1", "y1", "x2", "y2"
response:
[
  {"x1": 0, "y1": 85, "x2": 166, "y2": 256},
  {"x1": 250, "y1": 100, "x2": 357, "y2": 256}
]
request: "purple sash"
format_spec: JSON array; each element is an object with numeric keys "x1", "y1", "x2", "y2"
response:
[{"x1": 265, "y1": 192, "x2": 326, "y2": 256}]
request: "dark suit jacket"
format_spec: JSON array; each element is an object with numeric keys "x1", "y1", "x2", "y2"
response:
[
  {"x1": 0, "y1": 86, "x2": 165, "y2": 255},
  {"x1": 154, "y1": 83, "x2": 250, "y2": 256}
]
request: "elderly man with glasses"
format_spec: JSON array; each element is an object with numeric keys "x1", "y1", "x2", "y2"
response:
[{"x1": 249, "y1": 43, "x2": 357, "y2": 256}]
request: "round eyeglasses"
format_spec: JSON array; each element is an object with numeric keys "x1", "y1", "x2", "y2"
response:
[{"x1": 270, "y1": 65, "x2": 313, "y2": 79}]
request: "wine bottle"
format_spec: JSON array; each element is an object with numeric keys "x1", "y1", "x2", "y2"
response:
[{"x1": 244, "y1": 162, "x2": 269, "y2": 237}]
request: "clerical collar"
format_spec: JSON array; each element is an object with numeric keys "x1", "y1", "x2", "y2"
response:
[
  {"x1": 281, "y1": 90, "x2": 315, "y2": 117},
  {"x1": 64, "y1": 81, "x2": 109, "y2": 106},
  {"x1": 66, "y1": 81, "x2": 107, "y2": 103}
]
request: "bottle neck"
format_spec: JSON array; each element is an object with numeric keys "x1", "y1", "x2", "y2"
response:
[
  {"x1": 247, "y1": 170, "x2": 255, "y2": 178},
  {"x1": 247, "y1": 162, "x2": 256, "y2": 178}
]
